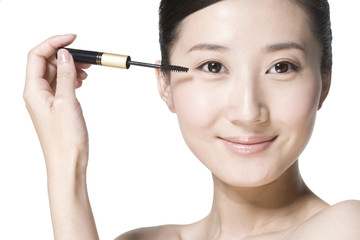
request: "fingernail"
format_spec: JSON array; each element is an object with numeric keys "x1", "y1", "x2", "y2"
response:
[{"x1": 58, "y1": 49, "x2": 70, "y2": 63}]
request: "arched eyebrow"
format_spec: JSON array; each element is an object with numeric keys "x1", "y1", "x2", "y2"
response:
[
  {"x1": 187, "y1": 43, "x2": 229, "y2": 53},
  {"x1": 187, "y1": 42, "x2": 305, "y2": 53},
  {"x1": 264, "y1": 42, "x2": 305, "y2": 53}
]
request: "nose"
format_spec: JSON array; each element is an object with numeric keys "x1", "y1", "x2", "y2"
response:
[{"x1": 225, "y1": 73, "x2": 269, "y2": 126}]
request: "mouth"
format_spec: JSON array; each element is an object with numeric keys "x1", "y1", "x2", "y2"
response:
[{"x1": 219, "y1": 135, "x2": 277, "y2": 155}]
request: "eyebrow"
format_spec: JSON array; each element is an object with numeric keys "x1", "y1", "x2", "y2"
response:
[
  {"x1": 264, "y1": 42, "x2": 305, "y2": 53},
  {"x1": 187, "y1": 42, "x2": 305, "y2": 54},
  {"x1": 187, "y1": 43, "x2": 229, "y2": 53}
]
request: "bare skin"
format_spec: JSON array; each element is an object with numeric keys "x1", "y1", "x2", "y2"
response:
[
  {"x1": 116, "y1": 163, "x2": 360, "y2": 240},
  {"x1": 24, "y1": 34, "x2": 98, "y2": 240},
  {"x1": 24, "y1": 0, "x2": 360, "y2": 240},
  {"x1": 117, "y1": 199, "x2": 360, "y2": 240},
  {"x1": 120, "y1": 1, "x2": 360, "y2": 239}
]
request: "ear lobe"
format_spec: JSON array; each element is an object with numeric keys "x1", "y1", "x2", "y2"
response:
[
  {"x1": 155, "y1": 61, "x2": 176, "y2": 113},
  {"x1": 318, "y1": 71, "x2": 332, "y2": 110}
]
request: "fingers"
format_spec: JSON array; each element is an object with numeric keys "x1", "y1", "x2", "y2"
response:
[
  {"x1": 26, "y1": 34, "x2": 77, "y2": 81},
  {"x1": 75, "y1": 64, "x2": 90, "y2": 87},
  {"x1": 76, "y1": 68, "x2": 88, "y2": 89},
  {"x1": 25, "y1": 34, "x2": 91, "y2": 106},
  {"x1": 45, "y1": 62, "x2": 90, "y2": 90},
  {"x1": 77, "y1": 68, "x2": 88, "y2": 80},
  {"x1": 49, "y1": 67, "x2": 88, "y2": 92},
  {"x1": 55, "y1": 49, "x2": 77, "y2": 99},
  {"x1": 76, "y1": 63, "x2": 91, "y2": 69}
]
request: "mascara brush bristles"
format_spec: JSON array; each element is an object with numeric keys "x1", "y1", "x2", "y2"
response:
[
  {"x1": 128, "y1": 60, "x2": 189, "y2": 72},
  {"x1": 160, "y1": 64, "x2": 189, "y2": 73}
]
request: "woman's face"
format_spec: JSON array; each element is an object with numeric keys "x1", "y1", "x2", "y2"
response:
[{"x1": 158, "y1": 0, "x2": 328, "y2": 187}]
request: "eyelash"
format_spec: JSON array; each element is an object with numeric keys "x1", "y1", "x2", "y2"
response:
[
  {"x1": 266, "y1": 61, "x2": 300, "y2": 74},
  {"x1": 196, "y1": 61, "x2": 228, "y2": 74}
]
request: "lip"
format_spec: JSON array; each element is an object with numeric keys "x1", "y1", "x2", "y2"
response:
[{"x1": 220, "y1": 136, "x2": 277, "y2": 155}]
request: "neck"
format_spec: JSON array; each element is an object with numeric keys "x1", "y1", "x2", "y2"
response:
[{"x1": 203, "y1": 161, "x2": 325, "y2": 239}]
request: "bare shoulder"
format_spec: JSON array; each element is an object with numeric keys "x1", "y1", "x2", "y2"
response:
[
  {"x1": 115, "y1": 224, "x2": 183, "y2": 240},
  {"x1": 287, "y1": 200, "x2": 360, "y2": 240}
]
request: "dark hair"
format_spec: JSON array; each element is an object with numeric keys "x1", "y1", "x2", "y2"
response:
[
  {"x1": 159, "y1": 0, "x2": 221, "y2": 76},
  {"x1": 293, "y1": 0, "x2": 332, "y2": 76},
  {"x1": 159, "y1": 0, "x2": 332, "y2": 77}
]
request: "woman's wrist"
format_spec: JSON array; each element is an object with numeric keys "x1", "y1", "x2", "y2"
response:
[
  {"x1": 46, "y1": 154, "x2": 99, "y2": 240},
  {"x1": 44, "y1": 146, "x2": 89, "y2": 179}
]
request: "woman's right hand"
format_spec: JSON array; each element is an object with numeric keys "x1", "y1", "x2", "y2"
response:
[
  {"x1": 24, "y1": 34, "x2": 99, "y2": 239},
  {"x1": 24, "y1": 34, "x2": 90, "y2": 176}
]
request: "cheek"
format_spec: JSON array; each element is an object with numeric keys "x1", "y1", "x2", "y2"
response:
[
  {"x1": 268, "y1": 74, "x2": 322, "y2": 159},
  {"x1": 171, "y1": 81, "x2": 223, "y2": 131},
  {"x1": 276, "y1": 79, "x2": 321, "y2": 128}
]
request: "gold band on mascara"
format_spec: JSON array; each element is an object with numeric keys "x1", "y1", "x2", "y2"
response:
[
  {"x1": 101, "y1": 53, "x2": 129, "y2": 69},
  {"x1": 56, "y1": 48, "x2": 188, "y2": 72},
  {"x1": 96, "y1": 52, "x2": 102, "y2": 66}
]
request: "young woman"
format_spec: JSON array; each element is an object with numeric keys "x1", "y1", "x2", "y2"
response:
[{"x1": 24, "y1": 0, "x2": 360, "y2": 239}]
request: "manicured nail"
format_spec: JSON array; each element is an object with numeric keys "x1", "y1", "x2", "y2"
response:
[{"x1": 58, "y1": 49, "x2": 70, "y2": 63}]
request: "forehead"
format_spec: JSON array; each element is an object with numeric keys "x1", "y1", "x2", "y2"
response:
[{"x1": 174, "y1": 0, "x2": 318, "y2": 55}]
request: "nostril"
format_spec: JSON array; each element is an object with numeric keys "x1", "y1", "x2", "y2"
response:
[{"x1": 226, "y1": 100, "x2": 269, "y2": 126}]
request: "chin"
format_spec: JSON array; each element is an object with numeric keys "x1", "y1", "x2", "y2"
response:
[
  {"x1": 216, "y1": 172, "x2": 278, "y2": 188},
  {"x1": 211, "y1": 159, "x2": 295, "y2": 188}
]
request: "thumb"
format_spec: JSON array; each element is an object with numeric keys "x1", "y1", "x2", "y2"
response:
[{"x1": 56, "y1": 49, "x2": 77, "y2": 99}]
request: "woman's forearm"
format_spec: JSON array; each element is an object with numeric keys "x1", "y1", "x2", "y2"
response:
[{"x1": 47, "y1": 156, "x2": 99, "y2": 240}]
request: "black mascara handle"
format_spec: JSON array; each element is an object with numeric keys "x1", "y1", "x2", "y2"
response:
[
  {"x1": 55, "y1": 48, "x2": 188, "y2": 72},
  {"x1": 56, "y1": 48, "x2": 103, "y2": 65}
]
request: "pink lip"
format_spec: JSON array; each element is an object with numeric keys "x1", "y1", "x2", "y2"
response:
[{"x1": 220, "y1": 136, "x2": 277, "y2": 155}]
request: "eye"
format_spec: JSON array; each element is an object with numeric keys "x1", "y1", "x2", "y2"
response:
[
  {"x1": 197, "y1": 61, "x2": 227, "y2": 74},
  {"x1": 267, "y1": 61, "x2": 299, "y2": 74}
]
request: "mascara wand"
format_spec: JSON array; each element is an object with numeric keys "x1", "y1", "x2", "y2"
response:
[{"x1": 56, "y1": 48, "x2": 189, "y2": 73}]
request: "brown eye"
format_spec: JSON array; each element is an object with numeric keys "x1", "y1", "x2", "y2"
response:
[
  {"x1": 275, "y1": 63, "x2": 289, "y2": 73},
  {"x1": 267, "y1": 61, "x2": 299, "y2": 74},
  {"x1": 198, "y1": 61, "x2": 227, "y2": 73},
  {"x1": 207, "y1": 62, "x2": 222, "y2": 73}
]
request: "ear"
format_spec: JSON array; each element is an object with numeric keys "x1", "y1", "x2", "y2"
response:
[
  {"x1": 155, "y1": 61, "x2": 176, "y2": 113},
  {"x1": 318, "y1": 70, "x2": 332, "y2": 110}
]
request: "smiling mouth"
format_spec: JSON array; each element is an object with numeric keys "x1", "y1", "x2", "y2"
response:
[{"x1": 219, "y1": 136, "x2": 277, "y2": 155}]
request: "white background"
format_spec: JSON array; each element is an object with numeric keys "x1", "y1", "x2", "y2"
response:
[{"x1": 0, "y1": 0, "x2": 359, "y2": 239}]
